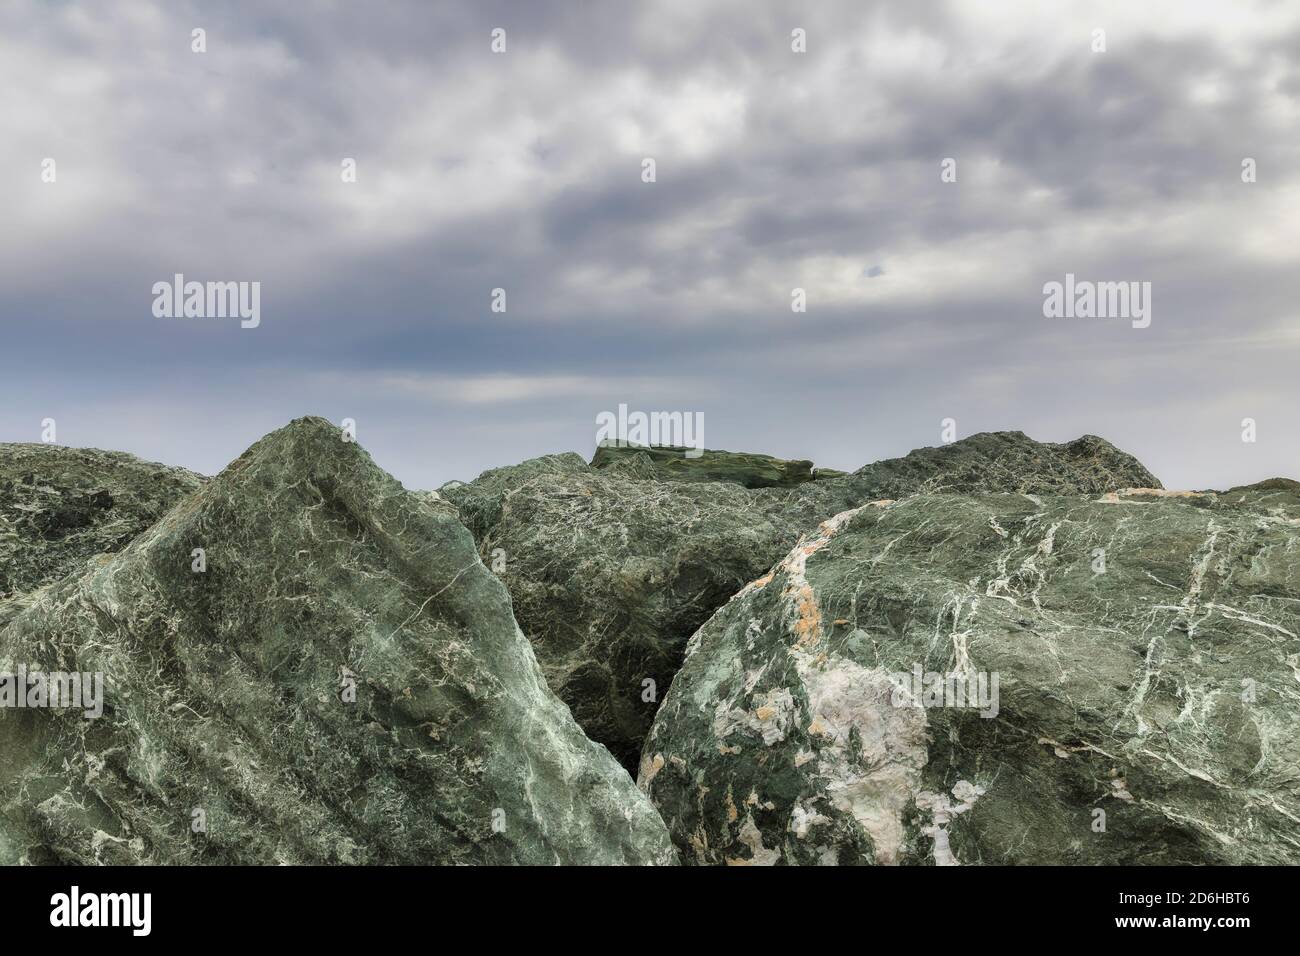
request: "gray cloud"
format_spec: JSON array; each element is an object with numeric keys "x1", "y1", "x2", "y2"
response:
[{"x1": 1, "y1": 0, "x2": 1297, "y2": 489}]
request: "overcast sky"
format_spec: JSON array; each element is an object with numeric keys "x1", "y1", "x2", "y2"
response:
[{"x1": 2, "y1": 0, "x2": 1298, "y2": 490}]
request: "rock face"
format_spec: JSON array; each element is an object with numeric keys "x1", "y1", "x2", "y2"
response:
[
  {"x1": 446, "y1": 460, "x2": 808, "y2": 769},
  {"x1": 0, "y1": 443, "x2": 203, "y2": 614},
  {"x1": 0, "y1": 418, "x2": 675, "y2": 865},
  {"x1": 444, "y1": 431, "x2": 1160, "y2": 768},
  {"x1": 639, "y1": 485, "x2": 1300, "y2": 865}
]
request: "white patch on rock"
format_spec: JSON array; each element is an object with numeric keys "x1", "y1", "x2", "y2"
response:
[
  {"x1": 765, "y1": 504, "x2": 934, "y2": 864},
  {"x1": 915, "y1": 780, "x2": 986, "y2": 865},
  {"x1": 799, "y1": 657, "x2": 930, "y2": 863},
  {"x1": 713, "y1": 688, "x2": 798, "y2": 746},
  {"x1": 789, "y1": 800, "x2": 832, "y2": 838}
]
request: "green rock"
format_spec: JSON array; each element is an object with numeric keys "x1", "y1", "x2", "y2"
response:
[
  {"x1": 446, "y1": 460, "x2": 807, "y2": 769},
  {"x1": 0, "y1": 443, "x2": 203, "y2": 620},
  {"x1": 0, "y1": 418, "x2": 675, "y2": 865},
  {"x1": 784, "y1": 431, "x2": 1162, "y2": 519},
  {"x1": 639, "y1": 486, "x2": 1300, "y2": 864},
  {"x1": 444, "y1": 431, "x2": 1159, "y2": 769},
  {"x1": 1227, "y1": 477, "x2": 1300, "y2": 494},
  {"x1": 443, "y1": 452, "x2": 590, "y2": 542},
  {"x1": 592, "y1": 443, "x2": 816, "y2": 489}
]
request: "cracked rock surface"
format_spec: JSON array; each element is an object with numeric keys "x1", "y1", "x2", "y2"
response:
[
  {"x1": 0, "y1": 418, "x2": 675, "y2": 865},
  {"x1": 639, "y1": 484, "x2": 1300, "y2": 864},
  {"x1": 444, "y1": 431, "x2": 1160, "y2": 768}
]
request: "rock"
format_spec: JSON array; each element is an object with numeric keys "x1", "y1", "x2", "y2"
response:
[
  {"x1": 592, "y1": 443, "x2": 816, "y2": 489},
  {"x1": 446, "y1": 452, "x2": 590, "y2": 542},
  {"x1": 448, "y1": 463, "x2": 808, "y2": 769},
  {"x1": 444, "y1": 431, "x2": 1160, "y2": 769},
  {"x1": 0, "y1": 443, "x2": 203, "y2": 613},
  {"x1": 593, "y1": 449, "x2": 661, "y2": 482},
  {"x1": 589, "y1": 432, "x2": 1158, "y2": 497},
  {"x1": 779, "y1": 431, "x2": 1162, "y2": 520},
  {"x1": 0, "y1": 418, "x2": 676, "y2": 865},
  {"x1": 639, "y1": 486, "x2": 1300, "y2": 865},
  {"x1": 1227, "y1": 477, "x2": 1300, "y2": 494}
]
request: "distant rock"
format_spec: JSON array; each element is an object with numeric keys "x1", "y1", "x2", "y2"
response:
[
  {"x1": 444, "y1": 431, "x2": 1160, "y2": 768},
  {"x1": 639, "y1": 487, "x2": 1300, "y2": 864},
  {"x1": 589, "y1": 433, "x2": 1159, "y2": 498},
  {"x1": 1227, "y1": 477, "x2": 1300, "y2": 494},
  {"x1": 0, "y1": 444, "x2": 203, "y2": 616},
  {"x1": 592, "y1": 443, "x2": 817, "y2": 489},
  {"x1": 0, "y1": 418, "x2": 675, "y2": 865},
  {"x1": 781, "y1": 432, "x2": 1162, "y2": 520}
]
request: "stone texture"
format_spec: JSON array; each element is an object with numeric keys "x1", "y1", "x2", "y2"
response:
[
  {"x1": 446, "y1": 462, "x2": 807, "y2": 769},
  {"x1": 0, "y1": 443, "x2": 203, "y2": 620},
  {"x1": 639, "y1": 485, "x2": 1300, "y2": 865},
  {"x1": 444, "y1": 431, "x2": 1160, "y2": 769},
  {"x1": 0, "y1": 418, "x2": 675, "y2": 865}
]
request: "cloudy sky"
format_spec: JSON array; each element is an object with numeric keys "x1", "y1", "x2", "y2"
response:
[{"x1": 2, "y1": 0, "x2": 1297, "y2": 489}]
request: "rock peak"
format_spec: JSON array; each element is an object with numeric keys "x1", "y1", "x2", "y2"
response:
[{"x1": 0, "y1": 421, "x2": 676, "y2": 865}]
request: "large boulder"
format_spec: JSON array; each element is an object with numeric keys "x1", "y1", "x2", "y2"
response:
[
  {"x1": 0, "y1": 443, "x2": 203, "y2": 618},
  {"x1": 0, "y1": 418, "x2": 676, "y2": 865},
  {"x1": 444, "y1": 431, "x2": 1160, "y2": 768},
  {"x1": 638, "y1": 485, "x2": 1300, "y2": 865}
]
